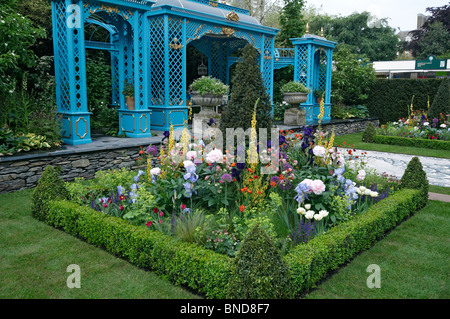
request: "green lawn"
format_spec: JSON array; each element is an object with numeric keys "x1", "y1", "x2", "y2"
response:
[
  {"x1": 305, "y1": 200, "x2": 450, "y2": 299},
  {"x1": 0, "y1": 189, "x2": 200, "y2": 299},
  {"x1": 334, "y1": 133, "x2": 450, "y2": 159},
  {"x1": 1, "y1": 189, "x2": 448, "y2": 299},
  {"x1": 429, "y1": 185, "x2": 450, "y2": 196}
]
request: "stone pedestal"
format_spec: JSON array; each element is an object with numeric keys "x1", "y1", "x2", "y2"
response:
[
  {"x1": 284, "y1": 107, "x2": 306, "y2": 126},
  {"x1": 192, "y1": 106, "x2": 221, "y2": 134}
]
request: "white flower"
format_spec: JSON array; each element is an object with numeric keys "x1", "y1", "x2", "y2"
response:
[
  {"x1": 356, "y1": 187, "x2": 362, "y2": 195},
  {"x1": 313, "y1": 214, "x2": 323, "y2": 221},
  {"x1": 305, "y1": 210, "x2": 315, "y2": 219},
  {"x1": 423, "y1": 122, "x2": 429, "y2": 126},
  {"x1": 364, "y1": 189, "x2": 372, "y2": 196},
  {"x1": 150, "y1": 167, "x2": 161, "y2": 176},
  {"x1": 312, "y1": 145, "x2": 326, "y2": 157},
  {"x1": 356, "y1": 169, "x2": 366, "y2": 181},
  {"x1": 319, "y1": 210, "x2": 329, "y2": 218},
  {"x1": 183, "y1": 160, "x2": 195, "y2": 168},
  {"x1": 304, "y1": 204, "x2": 311, "y2": 210},
  {"x1": 370, "y1": 191, "x2": 379, "y2": 198},
  {"x1": 186, "y1": 151, "x2": 197, "y2": 161},
  {"x1": 440, "y1": 124, "x2": 447, "y2": 128},
  {"x1": 296, "y1": 207, "x2": 306, "y2": 215},
  {"x1": 359, "y1": 186, "x2": 367, "y2": 192},
  {"x1": 205, "y1": 148, "x2": 223, "y2": 163}
]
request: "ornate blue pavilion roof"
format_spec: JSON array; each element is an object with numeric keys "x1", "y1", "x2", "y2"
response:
[{"x1": 151, "y1": 0, "x2": 278, "y2": 33}]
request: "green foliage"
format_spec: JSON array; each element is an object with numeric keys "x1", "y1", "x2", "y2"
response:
[
  {"x1": 407, "y1": 5, "x2": 450, "y2": 58},
  {"x1": 277, "y1": 0, "x2": 306, "y2": 47},
  {"x1": 121, "y1": 79, "x2": 134, "y2": 97},
  {"x1": 0, "y1": 3, "x2": 45, "y2": 96},
  {"x1": 280, "y1": 81, "x2": 309, "y2": 94},
  {"x1": 400, "y1": 157, "x2": 429, "y2": 207},
  {"x1": 428, "y1": 78, "x2": 450, "y2": 120},
  {"x1": 31, "y1": 165, "x2": 69, "y2": 222},
  {"x1": 189, "y1": 75, "x2": 229, "y2": 96},
  {"x1": 362, "y1": 122, "x2": 377, "y2": 143},
  {"x1": 366, "y1": 79, "x2": 443, "y2": 123},
  {"x1": 308, "y1": 12, "x2": 399, "y2": 61},
  {"x1": 227, "y1": 225, "x2": 293, "y2": 299},
  {"x1": 220, "y1": 44, "x2": 273, "y2": 132},
  {"x1": 285, "y1": 188, "x2": 422, "y2": 296},
  {"x1": 46, "y1": 200, "x2": 231, "y2": 299},
  {"x1": 331, "y1": 45, "x2": 376, "y2": 106},
  {"x1": 373, "y1": 135, "x2": 450, "y2": 150},
  {"x1": 331, "y1": 104, "x2": 369, "y2": 119}
]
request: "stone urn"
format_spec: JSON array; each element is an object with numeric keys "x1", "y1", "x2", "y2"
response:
[
  {"x1": 283, "y1": 92, "x2": 308, "y2": 126},
  {"x1": 191, "y1": 91, "x2": 223, "y2": 132}
]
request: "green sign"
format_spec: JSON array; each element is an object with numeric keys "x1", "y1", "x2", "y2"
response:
[{"x1": 415, "y1": 55, "x2": 447, "y2": 70}]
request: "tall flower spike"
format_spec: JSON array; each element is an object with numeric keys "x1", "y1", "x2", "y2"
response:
[{"x1": 168, "y1": 121, "x2": 175, "y2": 152}]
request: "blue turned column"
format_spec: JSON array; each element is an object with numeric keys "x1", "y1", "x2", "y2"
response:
[
  {"x1": 291, "y1": 35, "x2": 336, "y2": 124},
  {"x1": 52, "y1": 0, "x2": 92, "y2": 144},
  {"x1": 118, "y1": 10, "x2": 152, "y2": 137}
]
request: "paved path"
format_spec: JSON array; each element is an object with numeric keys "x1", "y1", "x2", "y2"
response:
[
  {"x1": 429, "y1": 192, "x2": 450, "y2": 202},
  {"x1": 340, "y1": 149, "x2": 450, "y2": 188}
]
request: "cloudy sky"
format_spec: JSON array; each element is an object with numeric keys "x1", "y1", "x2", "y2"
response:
[{"x1": 306, "y1": 0, "x2": 449, "y2": 31}]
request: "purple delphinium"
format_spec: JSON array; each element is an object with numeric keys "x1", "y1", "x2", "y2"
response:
[
  {"x1": 208, "y1": 118, "x2": 215, "y2": 125},
  {"x1": 292, "y1": 219, "x2": 316, "y2": 245}
]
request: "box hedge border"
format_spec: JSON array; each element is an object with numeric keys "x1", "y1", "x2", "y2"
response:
[
  {"x1": 45, "y1": 188, "x2": 422, "y2": 298},
  {"x1": 373, "y1": 135, "x2": 450, "y2": 150}
]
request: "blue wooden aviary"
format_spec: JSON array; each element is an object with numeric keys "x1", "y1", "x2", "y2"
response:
[{"x1": 50, "y1": 0, "x2": 335, "y2": 144}]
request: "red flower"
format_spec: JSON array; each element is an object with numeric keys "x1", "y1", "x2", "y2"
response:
[
  {"x1": 153, "y1": 207, "x2": 159, "y2": 213},
  {"x1": 119, "y1": 205, "x2": 124, "y2": 211},
  {"x1": 239, "y1": 205, "x2": 246, "y2": 212},
  {"x1": 270, "y1": 181, "x2": 276, "y2": 187},
  {"x1": 103, "y1": 203, "x2": 108, "y2": 208},
  {"x1": 159, "y1": 211, "x2": 164, "y2": 217},
  {"x1": 119, "y1": 195, "x2": 126, "y2": 201},
  {"x1": 146, "y1": 221, "x2": 152, "y2": 227},
  {"x1": 181, "y1": 204, "x2": 186, "y2": 210}
]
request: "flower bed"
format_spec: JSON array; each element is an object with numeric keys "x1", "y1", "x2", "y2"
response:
[{"x1": 35, "y1": 106, "x2": 426, "y2": 297}]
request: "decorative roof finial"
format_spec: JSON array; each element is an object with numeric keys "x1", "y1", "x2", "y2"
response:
[
  {"x1": 306, "y1": 22, "x2": 309, "y2": 34},
  {"x1": 321, "y1": 27, "x2": 324, "y2": 37}
]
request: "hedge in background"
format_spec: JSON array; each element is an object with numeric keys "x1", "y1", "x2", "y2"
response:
[
  {"x1": 373, "y1": 135, "x2": 450, "y2": 150},
  {"x1": 46, "y1": 200, "x2": 231, "y2": 299},
  {"x1": 366, "y1": 79, "x2": 443, "y2": 124},
  {"x1": 284, "y1": 188, "x2": 422, "y2": 297}
]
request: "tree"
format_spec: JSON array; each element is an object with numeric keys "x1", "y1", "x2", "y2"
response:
[
  {"x1": 220, "y1": 44, "x2": 272, "y2": 132},
  {"x1": 308, "y1": 11, "x2": 399, "y2": 61},
  {"x1": 277, "y1": 0, "x2": 306, "y2": 47},
  {"x1": 230, "y1": 0, "x2": 279, "y2": 25},
  {"x1": 331, "y1": 44, "x2": 376, "y2": 106},
  {"x1": 413, "y1": 22, "x2": 450, "y2": 59},
  {"x1": 408, "y1": 4, "x2": 450, "y2": 58},
  {"x1": 428, "y1": 78, "x2": 450, "y2": 121}
]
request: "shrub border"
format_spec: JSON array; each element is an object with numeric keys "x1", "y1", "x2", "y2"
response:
[
  {"x1": 45, "y1": 188, "x2": 421, "y2": 298},
  {"x1": 373, "y1": 135, "x2": 450, "y2": 150}
]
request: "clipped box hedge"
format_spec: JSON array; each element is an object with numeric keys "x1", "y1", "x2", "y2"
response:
[
  {"x1": 373, "y1": 135, "x2": 450, "y2": 150},
  {"x1": 45, "y1": 188, "x2": 421, "y2": 298}
]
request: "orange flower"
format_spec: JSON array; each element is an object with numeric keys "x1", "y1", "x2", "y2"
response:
[
  {"x1": 257, "y1": 191, "x2": 262, "y2": 195},
  {"x1": 249, "y1": 179, "x2": 253, "y2": 182},
  {"x1": 240, "y1": 187, "x2": 248, "y2": 193},
  {"x1": 270, "y1": 181, "x2": 276, "y2": 187},
  {"x1": 247, "y1": 189, "x2": 252, "y2": 194},
  {"x1": 253, "y1": 175, "x2": 259, "y2": 179},
  {"x1": 248, "y1": 168, "x2": 254, "y2": 173},
  {"x1": 139, "y1": 150, "x2": 144, "y2": 155},
  {"x1": 239, "y1": 205, "x2": 246, "y2": 212},
  {"x1": 231, "y1": 163, "x2": 236, "y2": 167},
  {"x1": 279, "y1": 175, "x2": 285, "y2": 181}
]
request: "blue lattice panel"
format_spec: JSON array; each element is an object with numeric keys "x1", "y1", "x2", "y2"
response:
[
  {"x1": 149, "y1": 16, "x2": 166, "y2": 106},
  {"x1": 118, "y1": 109, "x2": 152, "y2": 138},
  {"x1": 60, "y1": 112, "x2": 92, "y2": 145},
  {"x1": 150, "y1": 106, "x2": 188, "y2": 131}
]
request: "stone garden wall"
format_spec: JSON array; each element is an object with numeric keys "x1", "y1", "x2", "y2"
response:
[
  {"x1": 0, "y1": 118, "x2": 379, "y2": 194},
  {"x1": 0, "y1": 148, "x2": 143, "y2": 194}
]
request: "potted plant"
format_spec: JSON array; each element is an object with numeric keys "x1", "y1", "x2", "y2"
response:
[
  {"x1": 189, "y1": 76, "x2": 229, "y2": 111},
  {"x1": 313, "y1": 89, "x2": 325, "y2": 104},
  {"x1": 280, "y1": 81, "x2": 310, "y2": 106},
  {"x1": 122, "y1": 80, "x2": 135, "y2": 110}
]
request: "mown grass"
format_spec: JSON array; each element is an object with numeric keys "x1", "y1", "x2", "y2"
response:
[
  {"x1": 334, "y1": 133, "x2": 450, "y2": 159},
  {"x1": 1, "y1": 189, "x2": 448, "y2": 299},
  {"x1": 304, "y1": 200, "x2": 450, "y2": 299},
  {"x1": 0, "y1": 189, "x2": 200, "y2": 299},
  {"x1": 429, "y1": 185, "x2": 450, "y2": 196}
]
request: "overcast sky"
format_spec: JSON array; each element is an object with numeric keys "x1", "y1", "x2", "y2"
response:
[{"x1": 306, "y1": 0, "x2": 449, "y2": 31}]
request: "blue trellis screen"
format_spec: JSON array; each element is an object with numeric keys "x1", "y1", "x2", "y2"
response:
[{"x1": 50, "y1": 0, "x2": 335, "y2": 144}]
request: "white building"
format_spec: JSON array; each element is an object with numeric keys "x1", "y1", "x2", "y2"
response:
[{"x1": 373, "y1": 59, "x2": 450, "y2": 79}]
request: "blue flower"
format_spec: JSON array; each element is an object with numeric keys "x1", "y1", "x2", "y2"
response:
[{"x1": 117, "y1": 185, "x2": 125, "y2": 196}]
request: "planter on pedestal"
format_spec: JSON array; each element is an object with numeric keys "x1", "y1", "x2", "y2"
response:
[
  {"x1": 283, "y1": 92, "x2": 308, "y2": 126},
  {"x1": 191, "y1": 91, "x2": 223, "y2": 133}
]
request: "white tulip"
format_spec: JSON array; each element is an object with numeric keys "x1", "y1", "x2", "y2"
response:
[
  {"x1": 304, "y1": 204, "x2": 311, "y2": 210},
  {"x1": 319, "y1": 210, "x2": 329, "y2": 217},
  {"x1": 314, "y1": 214, "x2": 323, "y2": 221},
  {"x1": 305, "y1": 210, "x2": 315, "y2": 219},
  {"x1": 297, "y1": 207, "x2": 306, "y2": 215}
]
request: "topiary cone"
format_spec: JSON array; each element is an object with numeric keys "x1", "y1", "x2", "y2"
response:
[{"x1": 400, "y1": 157, "x2": 429, "y2": 207}]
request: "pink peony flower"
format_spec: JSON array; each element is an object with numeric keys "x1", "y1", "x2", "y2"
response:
[
  {"x1": 356, "y1": 169, "x2": 366, "y2": 181},
  {"x1": 205, "y1": 149, "x2": 223, "y2": 163},
  {"x1": 310, "y1": 179, "x2": 326, "y2": 195},
  {"x1": 186, "y1": 151, "x2": 197, "y2": 161}
]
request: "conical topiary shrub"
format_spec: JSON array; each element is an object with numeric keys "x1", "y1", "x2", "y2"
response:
[
  {"x1": 220, "y1": 44, "x2": 273, "y2": 133},
  {"x1": 400, "y1": 156, "x2": 429, "y2": 207},
  {"x1": 362, "y1": 122, "x2": 377, "y2": 143},
  {"x1": 227, "y1": 225, "x2": 293, "y2": 299},
  {"x1": 32, "y1": 165, "x2": 70, "y2": 221},
  {"x1": 428, "y1": 78, "x2": 449, "y2": 121}
]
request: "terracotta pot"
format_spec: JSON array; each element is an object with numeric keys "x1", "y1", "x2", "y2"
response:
[{"x1": 126, "y1": 96, "x2": 135, "y2": 110}]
